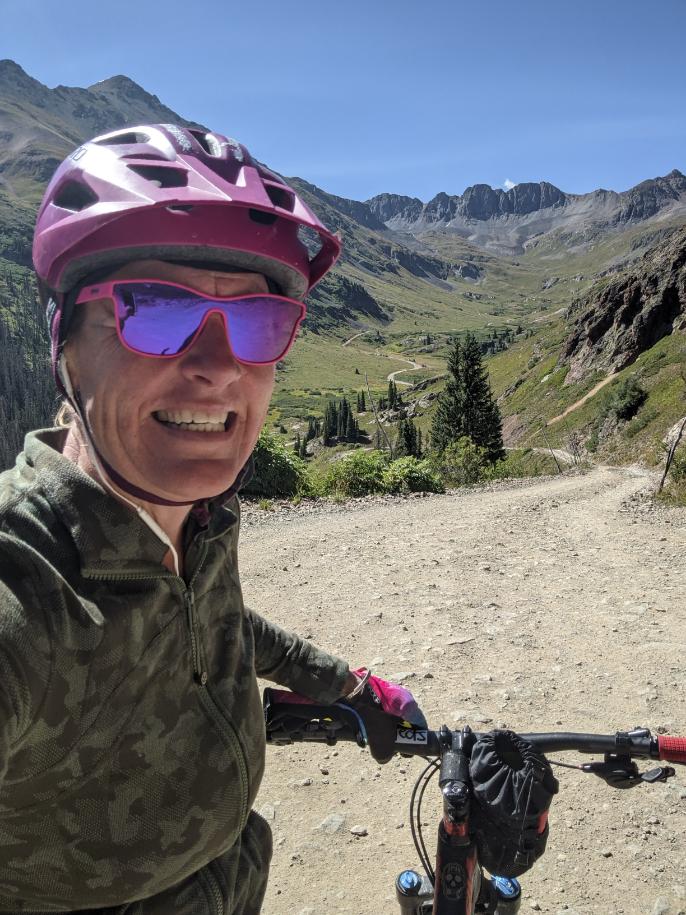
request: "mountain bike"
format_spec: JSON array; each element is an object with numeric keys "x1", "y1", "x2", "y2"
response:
[{"x1": 263, "y1": 689, "x2": 686, "y2": 914}]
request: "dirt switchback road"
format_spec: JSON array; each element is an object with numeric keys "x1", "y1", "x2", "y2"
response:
[{"x1": 239, "y1": 468, "x2": 686, "y2": 915}]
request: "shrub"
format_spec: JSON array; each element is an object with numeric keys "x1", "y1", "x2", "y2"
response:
[
  {"x1": 625, "y1": 406, "x2": 658, "y2": 437},
  {"x1": 485, "y1": 448, "x2": 560, "y2": 480},
  {"x1": 607, "y1": 377, "x2": 647, "y2": 421},
  {"x1": 243, "y1": 430, "x2": 309, "y2": 498},
  {"x1": 430, "y1": 436, "x2": 489, "y2": 486},
  {"x1": 320, "y1": 449, "x2": 388, "y2": 498},
  {"x1": 670, "y1": 450, "x2": 686, "y2": 483},
  {"x1": 382, "y1": 456, "x2": 444, "y2": 494}
]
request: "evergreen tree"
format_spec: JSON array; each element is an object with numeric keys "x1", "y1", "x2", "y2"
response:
[
  {"x1": 346, "y1": 409, "x2": 357, "y2": 442},
  {"x1": 323, "y1": 400, "x2": 338, "y2": 444},
  {"x1": 458, "y1": 334, "x2": 504, "y2": 462},
  {"x1": 430, "y1": 338, "x2": 466, "y2": 453},
  {"x1": 396, "y1": 418, "x2": 420, "y2": 457},
  {"x1": 337, "y1": 397, "x2": 350, "y2": 439},
  {"x1": 430, "y1": 334, "x2": 504, "y2": 461},
  {"x1": 387, "y1": 380, "x2": 402, "y2": 411}
]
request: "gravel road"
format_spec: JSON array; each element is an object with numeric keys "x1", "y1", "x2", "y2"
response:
[{"x1": 239, "y1": 467, "x2": 686, "y2": 915}]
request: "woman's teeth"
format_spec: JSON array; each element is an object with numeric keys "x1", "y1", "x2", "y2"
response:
[{"x1": 155, "y1": 409, "x2": 229, "y2": 432}]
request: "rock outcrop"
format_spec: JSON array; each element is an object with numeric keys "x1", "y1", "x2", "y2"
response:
[{"x1": 561, "y1": 226, "x2": 686, "y2": 383}]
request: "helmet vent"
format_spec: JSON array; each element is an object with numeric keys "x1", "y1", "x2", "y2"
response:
[
  {"x1": 297, "y1": 224, "x2": 323, "y2": 256},
  {"x1": 249, "y1": 208, "x2": 278, "y2": 226},
  {"x1": 127, "y1": 164, "x2": 188, "y2": 188},
  {"x1": 122, "y1": 153, "x2": 167, "y2": 161},
  {"x1": 265, "y1": 183, "x2": 295, "y2": 212},
  {"x1": 188, "y1": 130, "x2": 222, "y2": 157},
  {"x1": 95, "y1": 130, "x2": 150, "y2": 146},
  {"x1": 53, "y1": 180, "x2": 98, "y2": 212}
]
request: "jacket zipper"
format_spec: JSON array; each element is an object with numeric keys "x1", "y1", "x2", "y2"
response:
[
  {"x1": 199, "y1": 862, "x2": 224, "y2": 915},
  {"x1": 182, "y1": 550, "x2": 250, "y2": 830},
  {"x1": 85, "y1": 547, "x2": 250, "y2": 828}
]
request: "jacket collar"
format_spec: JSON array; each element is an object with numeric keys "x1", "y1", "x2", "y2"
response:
[{"x1": 23, "y1": 429, "x2": 246, "y2": 577}]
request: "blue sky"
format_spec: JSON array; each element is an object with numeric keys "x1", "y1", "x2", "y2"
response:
[{"x1": 2, "y1": 0, "x2": 685, "y2": 202}]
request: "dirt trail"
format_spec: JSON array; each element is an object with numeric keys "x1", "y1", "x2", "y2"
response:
[
  {"x1": 547, "y1": 374, "x2": 615, "y2": 426},
  {"x1": 386, "y1": 354, "x2": 425, "y2": 386},
  {"x1": 239, "y1": 468, "x2": 686, "y2": 915}
]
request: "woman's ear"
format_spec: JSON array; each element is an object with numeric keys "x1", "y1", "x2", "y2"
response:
[{"x1": 57, "y1": 351, "x2": 79, "y2": 400}]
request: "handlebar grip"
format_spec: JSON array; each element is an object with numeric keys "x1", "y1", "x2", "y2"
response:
[{"x1": 657, "y1": 735, "x2": 686, "y2": 764}]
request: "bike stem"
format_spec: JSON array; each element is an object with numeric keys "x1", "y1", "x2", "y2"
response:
[{"x1": 431, "y1": 726, "x2": 482, "y2": 914}]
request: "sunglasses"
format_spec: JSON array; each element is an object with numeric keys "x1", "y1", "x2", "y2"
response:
[{"x1": 74, "y1": 279, "x2": 306, "y2": 365}]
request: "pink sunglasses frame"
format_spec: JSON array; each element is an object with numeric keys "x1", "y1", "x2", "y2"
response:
[{"x1": 74, "y1": 279, "x2": 307, "y2": 366}]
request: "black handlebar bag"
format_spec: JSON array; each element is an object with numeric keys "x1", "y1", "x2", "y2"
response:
[{"x1": 469, "y1": 730, "x2": 559, "y2": 878}]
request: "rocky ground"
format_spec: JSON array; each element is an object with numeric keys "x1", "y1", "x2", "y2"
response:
[{"x1": 238, "y1": 467, "x2": 685, "y2": 915}]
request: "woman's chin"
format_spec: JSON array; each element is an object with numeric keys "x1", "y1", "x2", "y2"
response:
[{"x1": 130, "y1": 457, "x2": 245, "y2": 505}]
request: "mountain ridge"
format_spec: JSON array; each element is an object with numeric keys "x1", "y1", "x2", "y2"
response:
[
  {"x1": 363, "y1": 170, "x2": 686, "y2": 256},
  {"x1": 1, "y1": 59, "x2": 684, "y2": 470}
]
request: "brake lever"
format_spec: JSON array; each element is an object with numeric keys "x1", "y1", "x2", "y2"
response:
[{"x1": 580, "y1": 755, "x2": 676, "y2": 789}]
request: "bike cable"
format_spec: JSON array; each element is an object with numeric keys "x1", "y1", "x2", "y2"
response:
[{"x1": 410, "y1": 759, "x2": 439, "y2": 883}]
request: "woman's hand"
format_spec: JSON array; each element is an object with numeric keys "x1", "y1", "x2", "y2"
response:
[{"x1": 341, "y1": 667, "x2": 427, "y2": 764}]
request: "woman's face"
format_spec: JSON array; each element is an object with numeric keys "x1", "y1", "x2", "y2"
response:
[{"x1": 65, "y1": 259, "x2": 276, "y2": 503}]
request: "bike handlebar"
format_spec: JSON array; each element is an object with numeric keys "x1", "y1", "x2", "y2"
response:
[
  {"x1": 263, "y1": 689, "x2": 686, "y2": 765},
  {"x1": 658, "y1": 735, "x2": 686, "y2": 764}
]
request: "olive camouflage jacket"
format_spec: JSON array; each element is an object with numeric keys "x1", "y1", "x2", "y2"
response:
[{"x1": 0, "y1": 429, "x2": 348, "y2": 911}]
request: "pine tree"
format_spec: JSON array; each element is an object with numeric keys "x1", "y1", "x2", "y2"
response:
[
  {"x1": 337, "y1": 398, "x2": 349, "y2": 439},
  {"x1": 388, "y1": 380, "x2": 401, "y2": 410},
  {"x1": 323, "y1": 400, "x2": 338, "y2": 444},
  {"x1": 346, "y1": 409, "x2": 357, "y2": 442},
  {"x1": 430, "y1": 338, "x2": 466, "y2": 453},
  {"x1": 458, "y1": 334, "x2": 504, "y2": 462},
  {"x1": 430, "y1": 334, "x2": 504, "y2": 461},
  {"x1": 396, "y1": 418, "x2": 421, "y2": 457}
]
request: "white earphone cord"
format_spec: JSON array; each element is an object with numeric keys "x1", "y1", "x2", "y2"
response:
[{"x1": 58, "y1": 355, "x2": 181, "y2": 576}]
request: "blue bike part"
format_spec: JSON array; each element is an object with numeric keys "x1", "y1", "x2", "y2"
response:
[
  {"x1": 397, "y1": 870, "x2": 423, "y2": 894},
  {"x1": 491, "y1": 875, "x2": 522, "y2": 899}
]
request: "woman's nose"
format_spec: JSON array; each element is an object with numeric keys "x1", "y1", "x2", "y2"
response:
[{"x1": 179, "y1": 312, "x2": 244, "y2": 384}]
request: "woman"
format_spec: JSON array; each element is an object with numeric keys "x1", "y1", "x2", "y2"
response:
[{"x1": 0, "y1": 124, "x2": 425, "y2": 914}]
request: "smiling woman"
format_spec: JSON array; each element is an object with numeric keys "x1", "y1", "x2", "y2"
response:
[
  {"x1": 61, "y1": 260, "x2": 278, "y2": 526},
  {"x1": 0, "y1": 123, "x2": 427, "y2": 915}
]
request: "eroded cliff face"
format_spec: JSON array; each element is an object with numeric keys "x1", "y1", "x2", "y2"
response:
[{"x1": 561, "y1": 226, "x2": 686, "y2": 383}]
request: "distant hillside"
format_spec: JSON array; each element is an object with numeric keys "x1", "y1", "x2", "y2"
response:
[
  {"x1": 0, "y1": 58, "x2": 684, "y2": 473},
  {"x1": 0, "y1": 59, "x2": 203, "y2": 204}
]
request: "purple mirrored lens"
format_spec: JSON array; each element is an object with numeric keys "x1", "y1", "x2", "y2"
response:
[{"x1": 113, "y1": 282, "x2": 302, "y2": 362}]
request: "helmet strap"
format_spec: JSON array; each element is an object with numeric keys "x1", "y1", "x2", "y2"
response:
[{"x1": 58, "y1": 355, "x2": 197, "y2": 507}]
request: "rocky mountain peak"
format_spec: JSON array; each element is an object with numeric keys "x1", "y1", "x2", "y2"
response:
[
  {"x1": 368, "y1": 179, "x2": 569, "y2": 227},
  {"x1": 0, "y1": 59, "x2": 32, "y2": 83},
  {"x1": 0, "y1": 59, "x2": 50, "y2": 103},
  {"x1": 88, "y1": 75, "x2": 158, "y2": 103},
  {"x1": 366, "y1": 193, "x2": 423, "y2": 224}
]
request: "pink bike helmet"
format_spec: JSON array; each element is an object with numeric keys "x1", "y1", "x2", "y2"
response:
[{"x1": 33, "y1": 123, "x2": 341, "y2": 365}]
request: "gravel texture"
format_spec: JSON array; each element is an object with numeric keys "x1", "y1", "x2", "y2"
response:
[{"x1": 239, "y1": 466, "x2": 686, "y2": 915}]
